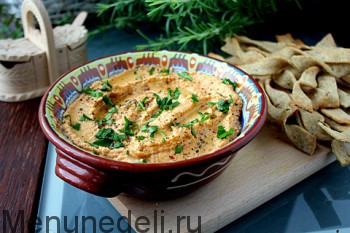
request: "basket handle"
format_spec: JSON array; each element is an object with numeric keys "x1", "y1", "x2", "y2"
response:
[{"x1": 21, "y1": 0, "x2": 59, "y2": 84}]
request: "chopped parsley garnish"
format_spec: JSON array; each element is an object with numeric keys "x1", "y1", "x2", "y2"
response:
[
  {"x1": 126, "y1": 150, "x2": 130, "y2": 155},
  {"x1": 141, "y1": 122, "x2": 159, "y2": 138},
  {"x1": 149, "y1": 67, "x2": 155, "y2": 75},
  {"x1": 141, "y1": 158, "x2": 147, "y2": 163},
  {"x1": 104, "y1": 107, "x2": 118, "y2": 120},
  {"x1": 160, "y1": 69, "x2": 170, "y2": 75},
  {"x1": 190, "y1": 126, "x2": 197, "y2": 138},
  {"x1": 182, "y1": 119, "x2": 199, "y2": 127},
  {"x1": 101, "y1": 80, "x2": 112, "y2": 92},
  {"x1": 79, "y1": 114, "x2": 92, "y2": 122},
  {"x1": 137, "y1": 97, "x2": 148, "y2": 111},
  {"x1": 191, "y1": 94, "x2": 199, "y2": 103},
  {"x1": 161, "y1": 132, "x2": 167, "y2": 142},
  {"x1": 137, "y1": 136, "x2": 146, "y2": 141},
  {"x1": 64, "y1": 114, "x2": 81, "y2": 130},
  {"x1": 208, "y1": 102, "x2": 216, "y2": 107},
  {"x1": 170, "y1": 122, "x2": 180, "y2": 127},
  {"x1": 217, "y1": 126, "x2": 234, "y2": 139},
  {"x1": 175, "y1": 145, "x2": 183, "y2": 154},
  {"x1": 222, "y1": 78, "x2": 238, "y2": 89},
  {"x1": 102, "y1": 95, "x2": 114, "y2": 107},
  {"x1": 152, "y1": 88, "x2": 181, "y2": 118},
  {"x1": 87, "y1": 128, "x2": 127, "y2": 148},
  {"x1": 135, "y1": 76, "x2": 142, "y2": 80},
  {"x1": 177, "y1": 72, "x2": 192, "y2": 81},
  {"x1": 208, "y1": 96, "x2": 233, "y2": 113},
  {"x1": 119, "y1": 116, "x2": 137, "y2": 136},
  {"x1": 182, "y1": 111, "x2": 209, "y2": 128},
  {"x1": 83, "y1": 88, "x2": 103, "y2": 98},
  {"x1": 198, "y1": 111, "x2": 210, "y2": 122}
]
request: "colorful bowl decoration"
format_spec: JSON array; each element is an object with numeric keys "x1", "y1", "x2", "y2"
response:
[{"x1": 39, "y1": 50, "x2": 267, "y2": 198}]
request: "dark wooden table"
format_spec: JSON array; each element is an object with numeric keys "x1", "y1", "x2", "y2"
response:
[{"x1": 0, "y1": 97, "x2": 48, "y2": 233}]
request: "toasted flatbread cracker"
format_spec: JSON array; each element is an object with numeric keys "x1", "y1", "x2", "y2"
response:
[
  {"x1": 234, "y1": 35, "x2": 286, "y2": 53},
  {"x1": 327, "y1": 63, "x2": 350, "y2": 78},
  {"x1": 222, "y1": 37, "x2": 242, "y2": 57},
  {"x1": 318, "y1": 121, "x2": 350, "y2": 142},
  {"x1": 338, "y1": 88, "x2": 350, "y2": 108},
  {"x1": 284, "y1": 124, "x2": 317, "y2": 155},
  {"x1": 320, "y1": 108, "x2": 350, "y2": 124},
  {"x1": 315, "y1": 33, "x2": 337, "y2": 48},
  {"x1": 317, "y1": 74, "x2": 340, "y2": 108},
  {"x1": 272, "y1": 69, "x2": 296, "y2": 90},
  {"x1": 207, "y1": 52, "x2": 225, "y2": 61},
  {"x1": 265, "y1": 79, "x2": 291, "y2": 108},
  {"x1": 291, "y1": 81, "x2": 314, "y2": 112},
  {"x1": 271, "y1": 46, "x2": 304, "y2": 59},
  {"x1": 331, "y1": 139, "x2": 350, "y2": 167},
  {"x1": 259, "y1": 80, "x2": 296, "y2": 125},
  {"x1": 324, "y1": 115, "x2": 350, "y2": 132},
  {"x1": 298, "y1": 66, "x2": 320, "y2": 89},
  {"x1": 275, "y1": 33, "x2": 308, "y2": 48},
  {"x1": 238, "y1": 57, "x2": 294, "y2": 76},
  {"x1": 305, "y1": 48, "x2": 350, "y2": 64},
  {"x1": 307, "y1": 88, "x2": 327, "y2": 110},
  {"x1": 275, "y1": 33, "x2": 296, "y2": 44},
  {"x1": 290, "y1": 55, "x2": 350, "y2": 78},
  {"x1": 299, "y1": 109, "x2": 332, "y2": 141}
]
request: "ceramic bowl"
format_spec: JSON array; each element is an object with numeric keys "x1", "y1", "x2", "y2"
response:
[{"x1": 39, "y1": 50, "x2": 267, "y2": 199}]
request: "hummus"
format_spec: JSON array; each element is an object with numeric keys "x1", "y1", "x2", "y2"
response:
[{"x1": 62, "y1": 66, "x2": 243, "y2": 163}]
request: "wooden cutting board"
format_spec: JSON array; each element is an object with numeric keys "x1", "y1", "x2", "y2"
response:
[{"x1": 108, "y1": 124, "x2": 335, "y2": 232}]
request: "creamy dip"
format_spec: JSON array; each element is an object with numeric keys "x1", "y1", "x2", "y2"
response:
[{"x1": 62, "y1": 66, "x2": 242, "y2": 163}]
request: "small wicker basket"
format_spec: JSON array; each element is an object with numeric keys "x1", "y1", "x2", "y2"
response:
[{"x1": 0, "y1": 0, "x2": 88, "y2": 102}]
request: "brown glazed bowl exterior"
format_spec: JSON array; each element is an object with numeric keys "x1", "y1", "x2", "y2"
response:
[{"x1": 38, "y1": 50, "x2": 267, "y2": 199}]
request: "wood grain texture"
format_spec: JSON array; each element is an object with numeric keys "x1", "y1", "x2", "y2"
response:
[
  {"x1": 109, "y1": 124, "x2": 335, "y2": 233},
  {"x1": 0, "y1": 97, "x2": 48, "y2": 233}
]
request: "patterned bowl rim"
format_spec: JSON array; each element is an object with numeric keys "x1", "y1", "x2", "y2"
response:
[{"x1": 39, "y1": 50, "x2": 267, "y2": 171}]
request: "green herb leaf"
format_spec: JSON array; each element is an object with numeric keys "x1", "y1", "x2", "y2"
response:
[
  {"x1": 175, "y1": 145, "x2": 183, "y2": 154},
  {"x1": 191, "y1": 94, "x2": 199, "y2": 103},
  {"x1": 178, "y1": 72, "x2": 192, "y2": 81},
  {"x1": 217, "y1": 99, "x2": 231, "y2": 113},
  {"x1": 160, "y1": 69, "x2": 170, "y2": 75},
  {"x1": 112, "y1": 141, "x2": 124, "y2": 149},
  {"x1": 64, "y1": 114, "x2": 81, "y2": 130},
  {"x1": 70, "y1": 123, "x2": 81, "y2": 130},
  {"x1": 136, "y1": 76, "x2": 142, "y2": 80},
  {"x1": 217, "y1": 126, "x2": 234, "y2": 139},
  {"x1": 137, "y1": 136, "x2": 146, "y2": 141},
  {"x1": 102, "y1": 95, "x2": 114, "y2": 107},
  {"x1": 95, "y1": 128, "x2": 114, "y2": 139},
  {"x1": 208, "y1": 102, "x2": 216, "y2": 107},
  {"x1": 148, "y1": 125, "x2": 159, "y2": 138},
  {"x1": 161, "y1": 131, "x2": 167, "y2": 142},
  {"x1": 137, "y1": 97, "x2": 148, "y2": 110},
  {"x1": 190, "y1": 126, "x2": 197, "y2": 138},
  {"x1": 92, "y1": 138, "x2": 113, "y2": 147},
  {"x1": 182, "y1": 118, "x2": 199, "y2": 127},
  {"x1": 79, "y1": 114, "x2": 93, "y2": 122},
  {"x1": 119, "y1": 116, "x2": 137, "y2": 136},
  {"x1": 222, "y1": 78, "x2": 238, "y2": 89},
  {"x1": 198, "y1": 111, "x2": 210, "y2": 123},
  {"x1": 83, "y1": 88, "x2": 103, "y2": 98},
  {"x1": 141, "y1": 122, "x2": 158, "y2": 138},
  {"x1": 141, "y1": 158, "x2": 147, "y2": 163},
  {"x1": 169, "y1": 101, "x2": 180, "y2": 110},
  {"x1": 101, "y1": 80, "x2": 112, "y2": 92},
  {"x1": 106, "y1": 119, "x2": 115, "y2": 125},
  {"x1": 149, "y1": 67, "x2": 155, "y2": 75},
  {"x1": 172, "y1": 87, "x2": 181, "y2": 99}
]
